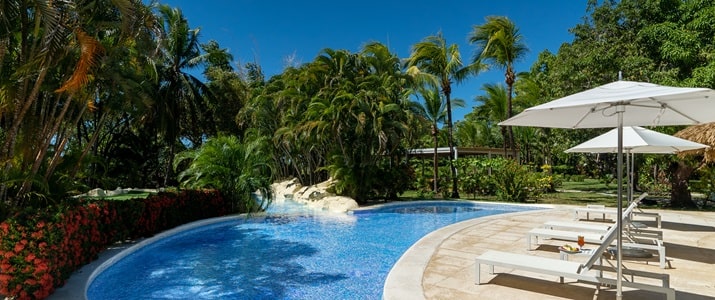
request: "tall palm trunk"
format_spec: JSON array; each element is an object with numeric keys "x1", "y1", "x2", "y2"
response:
[
  {"x1": 501, "y1": 125, "x2": 509, "y2": 156},
  {"x1": 444, "y1": 87, "x2": 459, "y2": 198},
  {"x1": 2, "y1": 68, "x2": 49, "y2": 205},
  {"x1": 18, "y1": 94, "x2": 75, "y2": 200},
  {"x1": 70, "y1": 109, "x2": 106, "y2": 178},
  {"x1": 163, "y1": 142, "x2": 175, "y2": 187},
  {"x1": 432, "y1": 125, "x2": 439, "y2": 192},
  {"x1": 506, "y1": 68, "x2": 517, "y2": 160}
]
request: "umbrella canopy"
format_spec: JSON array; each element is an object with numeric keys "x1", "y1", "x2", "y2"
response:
[
  {"x1": 674, "y1": 122, "x2": 715, "y2": 162},
  {"x1": 566, "y1": 126, "x2": 709, "y2": 154},
  {"x1": 500, "y1": 80, "x2": 715, "y2": 299},
  {"x1": 501, "y1": 81, "x2": 715, "y2": 129},
  {"x1": 567, "y1": 126, "x2": 709, "y2": 205}
]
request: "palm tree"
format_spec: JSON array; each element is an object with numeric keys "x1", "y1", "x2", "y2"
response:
[
  {"x1": 474, "y1": 83, "x2": 509, "y2": 149},
  {"x1": 406, "y1": 33, "x2": 483, "y2": 198},
  {"x1": 0, "y1": 0, "x2": 151, "y2": 206},
  {"x1": 474, "y1": 84, "x2": 508, "y2": 122},
  {"x1": 454, "y1": 119, "x2": 500, "y2": 148},
  {"x1": 174, "y1": 134, "x2": 274, "y2": 213},
  {"x1": 153, "y1": 5, "x2": 212, "y2": 186},
  {"x1": 469, "y1": 16, "x2": 528, "y2": 159},
  {"x1": 412, "y1": 87, "x2": 446, "y2": 192}
]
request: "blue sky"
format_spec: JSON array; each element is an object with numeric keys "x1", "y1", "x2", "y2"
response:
[{"x1": 159, "y1": 0, "x2": 589, "y2": 121}]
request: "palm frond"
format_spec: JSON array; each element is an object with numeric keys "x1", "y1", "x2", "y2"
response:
[{"x1": 56, "y1": 29, "x2": 105, "y2": 94}]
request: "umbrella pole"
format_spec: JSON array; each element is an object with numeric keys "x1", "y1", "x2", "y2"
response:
[
  {"x1": 627, "y1": 151, "x2": 633, "y2": 203},
  {"x1": 616, "y1": 106, "x2": 624, "y2": 300}
]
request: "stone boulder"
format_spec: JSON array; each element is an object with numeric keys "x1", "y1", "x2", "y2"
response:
[
  {"x1": 271, "y1": 178, "x2": 358, "y2": 213},
  {"x1": 87, "y1": 188, "x2": 105, "y2": 197},
  {"x1": 307, "y1": 196, "x2": 359, "y2": 213}
]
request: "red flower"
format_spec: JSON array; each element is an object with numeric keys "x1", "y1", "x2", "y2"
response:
[
  {"x1": 31, "y1": 230, "x2": 43, "y2": 239},
  {"x1": 1, "y1": 262, "x2": 12, "y2": 272},
  {"x1": 35, "y1": 261, "x2": 48, "y2": 273},
  {"x1": 14, "y1": 243, "x2": 25, "y2": 253}
]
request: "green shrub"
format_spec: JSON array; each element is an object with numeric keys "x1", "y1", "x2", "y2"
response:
[
  {"x1": 416, "y1": 189, "x2": 435, "y2": 199},
  {"x1": 455, "y1": 158, "x2": 499, "y2": 198},
  {"x1": 175, "y1": 135, "x2": 274, "y2": 212},
  {"x1": 552, "y1": 164, "x2": 572, "y2": 174},
  {"x1": 491, "y1": 159, "x2": 530, "y2": 202},
  {"x1": 489, "y1": 158, "x2": 550, "y2": 202},
  {"x1": 692, "y1": 165, "x2": 715, "y2": 202}
]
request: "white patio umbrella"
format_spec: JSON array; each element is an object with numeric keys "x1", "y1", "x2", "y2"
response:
[
  {"x1": 566, "y1": 126, "x2": 709, "y2": 201},
  {"x1": 566, "y1": 126, "x2": 709, "y2": 154},
  {"x1": 500, "y1": 80, "x2": 715, "y2": 299}
]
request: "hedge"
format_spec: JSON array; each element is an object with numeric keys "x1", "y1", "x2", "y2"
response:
[{"x1": 0, "y1": 189, "x2": 231, "y2": 299}]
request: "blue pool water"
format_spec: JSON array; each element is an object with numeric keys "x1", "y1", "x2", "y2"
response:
[{"x1": 87, "y1": 200, "x2": 537, "y2": 299}]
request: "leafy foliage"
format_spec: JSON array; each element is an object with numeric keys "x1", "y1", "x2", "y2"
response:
[
  {"x1": 489, "y1": 158, "x2": 550, "y2": 202},
  {"x1": 453, "y1": 157, "x2": 552, "y2": 202},
  {"x1": 175, "y1": 135, "x2": 274, "y2": 213},
  {"x1": 692, "y1": 165, "x2": 715, "y2": 203}
]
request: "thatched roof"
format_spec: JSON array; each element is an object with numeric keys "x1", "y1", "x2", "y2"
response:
[{"x1": 674, "y1": 122, "x2": 715, "y2": 162}]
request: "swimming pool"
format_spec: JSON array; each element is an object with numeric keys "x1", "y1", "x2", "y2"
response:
[{"x1": 86, "y1": 200, "x2": 537, "y2": 299}]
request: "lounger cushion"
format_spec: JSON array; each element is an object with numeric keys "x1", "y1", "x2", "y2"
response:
[{"x1": 476, "y1": 250, "x2": 582, "y2": 275}]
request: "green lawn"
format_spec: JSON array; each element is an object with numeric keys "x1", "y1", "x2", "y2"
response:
[
  {"x1": 85, "y1": 191, "x2": 152, "y2": 201},
  {"x1": 401, "y1": 178, "x2": 712, "y2": 209},
  {"x1": 399, "y1": 179, "x2": 620, "y2": 206},
  {"x1": 560, "y1": 178, "x2": 618, "y2": 193}
]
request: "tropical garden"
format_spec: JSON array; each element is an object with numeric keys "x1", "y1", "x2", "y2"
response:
[{"x1": 3, "y1": 0, "x2": 715, "y2": 298}]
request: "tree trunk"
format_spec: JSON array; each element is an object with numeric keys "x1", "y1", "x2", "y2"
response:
[
  {"x1": 443, "y1": 87, "x2": 459, "y2": 199},
  {"x1": 70, "y1": 108, "x2": 104, "y2": 179},
  {"x1": 432, "y1": 125, "x2": 438, "y2": 192},
  {"x1": 1, "y1": 68, "x2": 50, "y2": 206},
  {"x1": 163, "y1": 142, "x2": 175, "y2": 187},
  {"x1": 501, "y1": 126, "x2": 508, "y2": 157},
  {"x1": 16, "y1": 93, "x2": 75, "y2": 204},
  {"x1": 668, "y1": 161, "x2": 697, "y2": 208},
  {"x1": 506, "y1": 68, "x2": 517, "y2": 160}
]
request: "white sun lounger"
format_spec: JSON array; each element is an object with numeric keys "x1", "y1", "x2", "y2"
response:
[
  {"x1": 541, "y1": 221, "x2": 663, "y2": 241},
  {"x1": 575, "y1": 205, "x2": 662, "y2": 228},
  {"x1": 543, "y1": 220, "x2": 611, "y2": 232},
  {"x1": 531, "y1": 200, "x2": 639, "y2": 250},
  {"x1": 526, "y1": 228, "x2": 667, "y2": 269},
  {"x1": 529, "y1": 202, "x2": 667, "y2": 268},
  {"x1": 573, "y1": 193, "x2": 661, "y2": 228},
  {"x1": 475, "y1": 251, "x2": 673, "y2": 299},
  {"x1": 475, "y1": 209, "x2": 675, "y2": 300}
]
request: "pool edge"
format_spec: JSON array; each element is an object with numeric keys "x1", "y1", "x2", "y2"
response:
[{"x1": 381, "y1": 202, "x2": 554, "y2": 300}]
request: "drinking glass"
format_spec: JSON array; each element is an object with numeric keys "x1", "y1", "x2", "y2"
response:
[{"x1": 577, "y1": 235, "x2": 585, "y2": 248}]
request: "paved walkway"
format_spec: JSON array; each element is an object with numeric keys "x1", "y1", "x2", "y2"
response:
[{"x1": 384, "y1": 205, "x2": 715, "y2": 300}]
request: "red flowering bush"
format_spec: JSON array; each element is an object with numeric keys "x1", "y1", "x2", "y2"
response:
[{"x1": 0, "y1": 189, "x2": 229, "y2": 300}]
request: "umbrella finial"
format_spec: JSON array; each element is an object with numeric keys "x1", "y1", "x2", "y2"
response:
[{"x1": 618, "y1": 71, "x2": 623, "y2": 81}]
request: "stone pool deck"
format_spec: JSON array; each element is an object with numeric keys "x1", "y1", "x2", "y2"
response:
[{"x1": 384, "y1": 205, "x2": 715, "y2": 300}]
